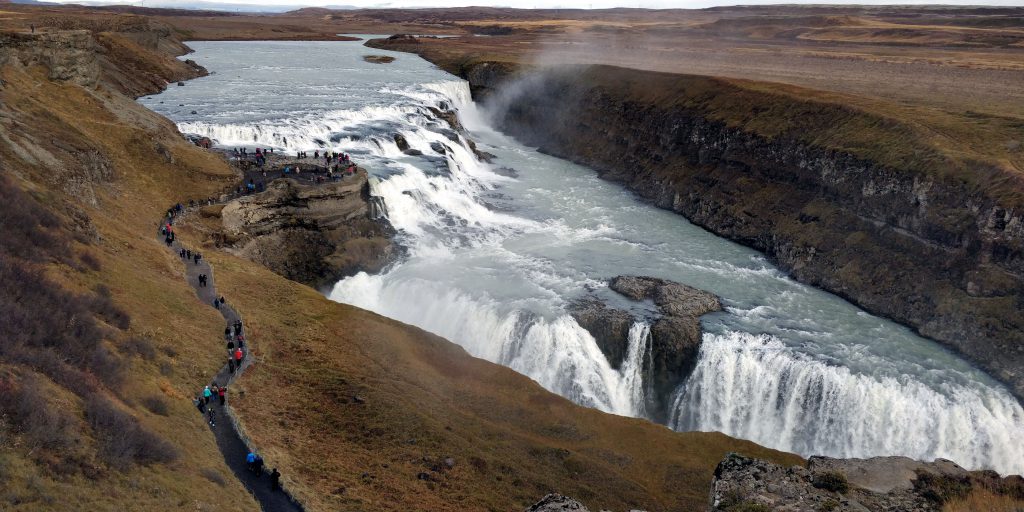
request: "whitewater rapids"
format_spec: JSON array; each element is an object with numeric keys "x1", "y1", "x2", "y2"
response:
[{"x1": 138, "y1": 40, "x2": 1024, "y2": 475}]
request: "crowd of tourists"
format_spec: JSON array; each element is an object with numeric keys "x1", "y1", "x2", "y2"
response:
[{"x1": 160, "y1": 199, "x2": 285, "y2": 497}]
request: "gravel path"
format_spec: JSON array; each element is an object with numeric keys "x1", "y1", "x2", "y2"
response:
[{"x1": 160, "y1": 213, "x2": 303, "y2": 512}]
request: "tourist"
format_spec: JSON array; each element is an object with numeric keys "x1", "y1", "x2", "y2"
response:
[
  {"x1": 207, "y1": 406, "x2": 216, "y2": 427},
  {"x1": 270, "y1": 468, "x2": 281, "y2": 490},
  {"x1": 234, "y1": 347, "x2": 243, "y2": 366},
  {"x1": 203, "y1": 385, "x2": 212, "y2": 405},
  {"x1": 219, "y1": 386, "x2": 226, "y2": 405},
  {"x1": 225, "y1": 326, "x2": 232, "y2": 339},
  {"x1": 194, "y1": 395, "x2": 205, "y2": 413},
  {"x1": 228, "y1": 356, "x2": 235, "y2": 373},
  {"x1": 246, "y1": 451, "x2": 257, "y2": 472}
]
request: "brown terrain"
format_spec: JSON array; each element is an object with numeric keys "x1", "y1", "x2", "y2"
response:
[{"x1": 2, "y1": 2, "x2": 1024, "y2": 512}]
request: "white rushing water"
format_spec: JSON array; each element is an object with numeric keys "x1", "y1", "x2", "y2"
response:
[{"x1": 140, "y1": 39, "x2": 1024, "y2": 475}]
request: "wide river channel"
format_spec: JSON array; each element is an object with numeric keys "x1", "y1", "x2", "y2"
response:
[{"x1": 140, "y1": 38, "x2": 1024, "y2": 475}]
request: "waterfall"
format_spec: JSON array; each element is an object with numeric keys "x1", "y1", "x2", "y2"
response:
[
  {"x1": 671, "y1": 331, "x2": 1024, "y2": 475},
  {"x1": 142, "y1": 40, "x2": 1024, "y2": 477}
]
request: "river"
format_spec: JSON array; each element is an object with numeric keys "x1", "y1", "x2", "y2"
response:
[{"x1": 139, "y1": 38, "x2": 1024, "y2": 475}]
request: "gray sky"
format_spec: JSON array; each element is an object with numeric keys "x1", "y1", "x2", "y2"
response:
[{"x1": 45, "y1": 0, "x2": 1024, "y2": 10}]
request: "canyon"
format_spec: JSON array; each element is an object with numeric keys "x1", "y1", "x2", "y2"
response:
[
  {"x1": 3, "y1": 3, "x2": 1024, "y2": 511},
  {"x1": 372, "y1": 35, "x2": 1024, "y2": 403}
]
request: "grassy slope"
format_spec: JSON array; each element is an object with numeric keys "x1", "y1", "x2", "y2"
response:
[
  {"x1": 0, "y1": 55, "x2": 254, "y2": 511},
  {"x1": 192, "y1": 243, "x2": 801, "y2": 512}
]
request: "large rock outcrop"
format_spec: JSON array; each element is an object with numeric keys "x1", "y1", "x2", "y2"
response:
[
  {"x1": 218, "y1": 176, "x2": 393, "y2": 289},
  {"x1": 710, "y1": 453, "x2": 1024, "y2": 511},
  {"x1": 570, "y1": 276, "x2": 722, "y2": 422}
]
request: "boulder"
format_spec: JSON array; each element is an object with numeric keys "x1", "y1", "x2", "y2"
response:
[
  {"x1": 394, "y1": 133, "x2": 410, "y2": 152},
  {"x1": 526, "y1": 494, "x2": 589, "y2": 512}
]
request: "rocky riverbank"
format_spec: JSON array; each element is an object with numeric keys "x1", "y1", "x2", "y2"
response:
[
  {"x1": 369, "y1": 36, "x2": 1024, "y2": 402},
  {"x1": 710, "y1": 453, "x2": 1024, "y2": 511},
  {"x1": 570, "y1": 276, "x2": 721, "y2": 422}
]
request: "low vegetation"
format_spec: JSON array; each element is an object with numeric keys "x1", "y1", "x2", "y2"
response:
[
  {"x1": 914, "y1": 470, "x2": 1024, "y2": 510},
  {"x1": 812, "y1": 471, "x2": 851, "y2": 494}
]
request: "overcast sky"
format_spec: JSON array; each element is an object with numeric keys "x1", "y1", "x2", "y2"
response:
[{"x1": 46, "y1": 0, "x2": 1024, "y2": 10}]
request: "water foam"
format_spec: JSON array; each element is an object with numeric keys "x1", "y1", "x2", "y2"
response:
[
  {"x1": 671, "y1": 331, "x2": 1024, "y2": 474},
  {"x1": 145, "y1": 42, "x2": 1024, "y2": 477}
]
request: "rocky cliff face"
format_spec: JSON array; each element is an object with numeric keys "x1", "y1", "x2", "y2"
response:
[
  {"x1": 711, "y1": 453, "x2": 1024, "y2": 511},
  {"x1": 0, "y1": 21, "x2": 205, "y2": 97},
  {"x1": 217, "y1": 176, "x2": 394, "y2": 290},
  {"x1": 570, "y1": 276, "x2": 721, "y2": 423},
  {"x1": 446, "y1": 62, "x2": 1024, "y2": 401}
]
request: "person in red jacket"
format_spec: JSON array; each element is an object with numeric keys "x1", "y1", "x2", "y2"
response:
[{"x1": 234, "y1": 347, "x2": 243, "y2": 366}]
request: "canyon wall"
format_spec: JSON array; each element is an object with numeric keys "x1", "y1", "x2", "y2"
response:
[{"x1": 418, "y1": 59, "x2": 1024, "y2": 400}]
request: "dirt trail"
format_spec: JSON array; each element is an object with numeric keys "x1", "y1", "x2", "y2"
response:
[{"x1": 159, "y1": 215, "x2": 304, "y2": 512}]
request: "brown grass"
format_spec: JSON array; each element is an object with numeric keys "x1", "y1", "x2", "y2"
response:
[
  {"x1": 193, "y1": 243, "x2": 802, "y2": 512},
  {"x1": 0, "y1": 25, "x2": 255, "y2": 509},
  {"x1": 944, "y1": 488, "x2": 1024, "y2": 512}
]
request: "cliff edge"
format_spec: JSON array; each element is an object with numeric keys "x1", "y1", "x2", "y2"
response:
[{"x1": 370, "y1": 36, "x2": 1024, "y2": 402}]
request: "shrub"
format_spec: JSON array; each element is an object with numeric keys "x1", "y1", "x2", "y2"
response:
[
  {"x1": 85, "y1": 394, "x2": 179, "y2": 470},
  {"x1": 89, "y1": 344, "x2": 126, "y2": 387},
  {"x1": 78, "y1": 251, "x2": 101, "y2": 271},
  {"x1": 89, "y1": 284, "x2": 131, "y2": 331},
  {"x1": 122, "y1": 336, "x2": 157, "y2": 361},
  {"x1": 200, "y1": 468, "x2": 227, "y2": 487},
  {"x1": 0, "y1": 374, "x2": 80, "y2": 451},
  {"x1": 914, "y1": 471, "x2": 972, "y2": 504},
  {"x1": 813, "y1": 471, "x2": 850, "y2": 494},
  {"x1": 0, "y1": 174, "x2": 65, "y2": 262},
  {"x1": 818, "y1": 499, "x2": 840, "y2": 512},
  {"x1": 140, "y1": 395, "x2": 170, "y2": 416},
  {"x1": 159, "y1": 362, "x2": 174, "y2": 376}
]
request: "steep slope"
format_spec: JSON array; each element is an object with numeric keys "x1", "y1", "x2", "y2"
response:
[{"x1": 0, "y1": 17, "x2": 253, "y2": 512}]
